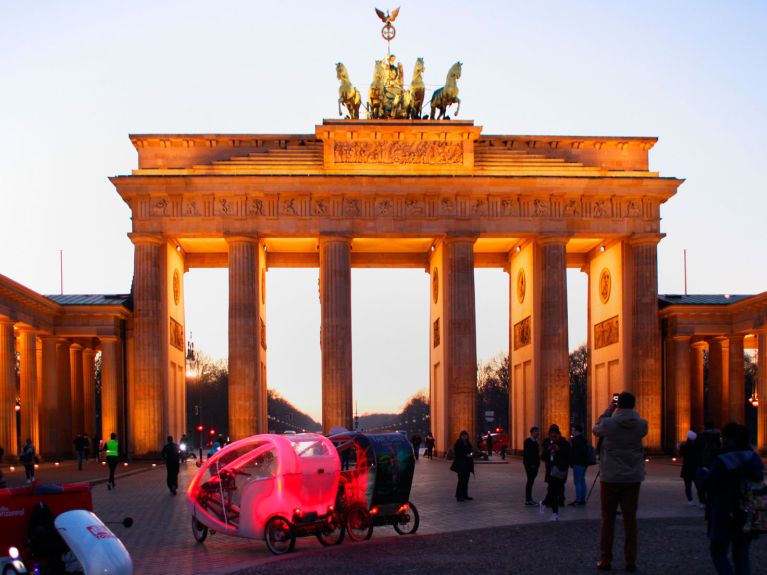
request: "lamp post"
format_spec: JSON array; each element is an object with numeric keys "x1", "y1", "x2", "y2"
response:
[{"x1": 186, "y1": 334, "x2": 201, "y2": 460}]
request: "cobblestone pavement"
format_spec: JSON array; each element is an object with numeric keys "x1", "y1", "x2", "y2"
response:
[{"x1": 0, "y1": 455, "x2": 731, "y2": 574}]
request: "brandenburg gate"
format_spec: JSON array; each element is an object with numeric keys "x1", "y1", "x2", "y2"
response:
[{"x1": 111, "y1": 119, "x2": 682, "y2": 456}]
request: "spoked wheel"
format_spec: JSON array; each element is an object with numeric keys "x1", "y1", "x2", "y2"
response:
[
  {"x1": 192, "y1": 517, "x2": 209, "y2": 542},
  {"x1": 317, "y1": 512, "x2": 345, "y2": 546},
  {"x1": 346, "y1": 503, "x2": 373, "y2": 542},
  {"x1": 264, "y1": 515, "x2": 296, "y2": 555},
  {"x1": 393, "y1": 501, "x2": 420, "y2": 535}
]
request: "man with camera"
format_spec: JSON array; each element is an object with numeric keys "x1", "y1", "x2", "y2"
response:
[{"x1": 592, "y1": 391, "x2": 648, "y2": 573}]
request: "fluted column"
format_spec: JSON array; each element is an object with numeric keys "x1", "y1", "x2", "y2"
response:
[
  {"x1": 538, "y1": 237, "x2": 570, "y2": 431},
  {"x1": 708, "y1": 337, "x2": 729, "y2": 429},
  {"x1": 100, "y1": 337, "x2": 120, "y2": 444},
  {"x1": 757, "y1": 331, "x2": 767, "y2": 452},
  {"x1": 443, "y1": 236, "x2": 478, "y2": 444},
  {"x1": 667, "y1": 335, "x2": 691, "y2": 447},
  {"x1": 131, "y1": 234, "x2": 164, "y2": 455},
  {"x1": 728, "y1": 335, "x2": 745, "y2": 424},
  {"x1": 39, "y1": 336, "x2": 58, "y2": 457},
  {"x1": 629, "y1": 235, "x2": 662, "y2": 450},
  {"x1": 319, "y1": 236, "x2": 353, "y2": 433},
  {"x1": 82, "y1": 347, "x2": 96, "y2": 439},
  {"x1": 69, "y1": 343, "x2": 84, "y2": 435},
  {"x1": 0, "y1": 317, "x2": 17, "y2": 458},
  {"x1": 228, "y1": 237, "x2": 263, "y2": 439},
  {"x1": 56, "y1": 339, "x2": 73, "y2": 455},
  {"x1": 18, "y1": 330, "x2": 39, "y2": 451},
  {"x1": 690, "y1": 340, "x2": 706, "y2": 433}
]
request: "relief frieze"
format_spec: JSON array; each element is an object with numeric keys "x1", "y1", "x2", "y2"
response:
[
  {"x1": 405, "y1": 198, "x2": 424, "y2": 216},
  {"x1": 593, "y1": 199, "x2": 610, "y2": 218},
  {"x1": 247, "y1": 198, "x2": 265, "y2": 216},
  {"x1": 214, "y1": 198, "x2": 233, "y2": 216},
  {"x1": 281, "y1": 198, "x2": 298, "y2": 216},
  {"x1": 344, "y1": 199, "x2": 361, "y2": 217},
  {"x1": 594, "y1": 315, "x2": 619, "y2": 350},
  {"x1": 333, "y1": 141, "x2": 463, "y2": 165},
  {"x1": 533, "y1": 198, "x2": 549, "y2": 216},
  {"x1": 151, "y1": 198, "x2": 169, "y2": 217},
  {"x1": 439, "y1": 197, "x2": 456, "y2": 215},
  {"x1": 513, "y1": 316, "x2": 531, "y2": 350},
  {"x1": 312, "y1": 198, "x2": 329, "y2": 216},
  {"x1": 184, "y1": 199, "x2": 200, "y2": 216},
  {"x1": 376, "y1": 198, "x2": 394, "y2": 216},
  {"x1": 169, "y1": 317, "x2": 184, "y2": 351}
]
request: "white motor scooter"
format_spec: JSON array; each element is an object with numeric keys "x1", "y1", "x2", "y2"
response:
[{"x1": 54, "y1": 510, "x2": 133, "y2": 575}]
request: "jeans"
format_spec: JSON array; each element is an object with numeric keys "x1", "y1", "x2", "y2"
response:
[
  {"x1": 107, "y1": 455, "x2": 118, "y2": 486},
  {"x1": 710, "y1": 535, "x2": 752, "y2": 575},
  {"x1": 600, "y1": 481, "x2": 641, "y2": 565},
  {"x1": 76, "y1": 449, "x2": 84, "y2": 470},
  {"x1": 525, "y1": 465, "x2": 538, "y2": 502},
  {"x1": 573, "y1": 465, "x2": 587, "y2": 503},
  {"x1": 684, "y1": 476, "x2": 702, "y2": 503}
]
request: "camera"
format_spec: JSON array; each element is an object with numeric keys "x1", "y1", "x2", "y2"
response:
[{"x1": 612, "y1": 393, "x2": 620, "y2": 404}]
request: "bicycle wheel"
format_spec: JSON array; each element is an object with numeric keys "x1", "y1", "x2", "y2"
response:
[
  {"x1": 393, "y1": 501, "x2": 420, "y2": 535},
  {"x1": 192, "y1": 517, "x2": 209, "y2": 542},
  {"x1": 317, "y1": 512, "x2": 345, "y2": 546},
  {"x1": 264, "y1": 515, "x2": 295, "y2": 555},
  {"x1": 345, "y1": 503, "x2": 373, "y2": 542}
]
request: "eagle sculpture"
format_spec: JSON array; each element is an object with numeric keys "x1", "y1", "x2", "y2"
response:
[{"x1": 375, "y1": 7, "x2": 400, "y2": 24}]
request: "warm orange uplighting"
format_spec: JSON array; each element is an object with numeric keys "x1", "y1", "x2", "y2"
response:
[
  {"x1": 9, "y1": 466, "x2": 15, "y2": 472},
  {"x1": 152, "y1": 463, "x2": 157, "y2": 468},
  {"x1": 644, "y1": 458, "x2": 650, "y2": 462},
  {"x1": 34, "y1": 464, "x2": 39, "y2": 469},
  {"x1": 54, "y1": 462, "x2": 60, "y2": 466},
  {"x1": 672, "y1": 457, "x2": 677, "y2": 462},
  {"x1": 101, "y1": 461, "x2": 106, "y2": 466}
]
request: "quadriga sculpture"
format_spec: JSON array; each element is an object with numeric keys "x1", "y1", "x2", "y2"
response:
[
  {"x1": 430, "y1": 61, "x2": 462, "y2": 120},
  {"x1": 336, "y1": 63, "x2": 361, "y2": 120}
]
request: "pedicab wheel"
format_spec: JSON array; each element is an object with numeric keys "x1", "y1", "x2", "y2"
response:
[
  {"x1": 393, "y1": 501, "x2": 420, "y2": 535},
  {"x1": 317, "y1": 512, "x2": 345, "y2": 546},
  {"x1": 192, "y1": 517, "x2": 209, "y2": 542},
  {"x1": 345, "y1": 503, "x2": 373, "y2": 542},
  {"x1": 265, "y1": 515, "x2": 296, "y2": 555}
]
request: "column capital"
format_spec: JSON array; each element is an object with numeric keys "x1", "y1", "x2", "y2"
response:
[
  {"x1": 128, "y1": 232, "x2": 164, "y2": 246},
  {"x1": 536, "y1": 234, "x2": 571, "y2": 247},
  {"x1": 0, "y1": 315, "x2": 15, "y2": 326},
  {"x1": 99, "y1": 335, "x2": 121, "y2": 344},
  {"x1": 691, "y1": 340, "x2": 708, "y2": 350},
  {"x1": 628, "y1": 233, "x2": 665, "y2": 246},
  {"x1": 225, "y1": 234, "x2": 260, "y2": 245},
  {"x1": 318, "y1": 234, "x2": 352, "y2": 246},
  {"x1": 69, "y1": 343, "x2": 83, "y2": 352},
  {"x1": 669, "y1": 334, "x2": 693, "y2": 342}
]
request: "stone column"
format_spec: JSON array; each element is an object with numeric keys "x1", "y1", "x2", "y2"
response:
[
  {"x1": 82, "y1": 347, "x2": 96, "y2": 439},
  {"x1": 667, "y1": 335, "x2": 691, "y2": 447},
  {"x1": 319, "y1": 236, "x2": 353, "y2": 433},
  {"x1": 130, "y1": 234, "x2": 164, "y2": 456},
  {"x1": 443, "y1": 236, "x2": 478, "y2": 444},
  {"x1": 758, "y1": 331, "x2": 767, "y2": 452},
  {"x1": 728, "y1": 335, "x2": 745, "y2": 424},
  {"x1": 629, "y1": 235, "x2": 663, "y2": 450},
  {"x1": 538, "y1": 237, "x2": 570, "y2": 430},
  {"x1": 18, "y1": 329, "x2": 39, "y2": 450},
  {"x1": 69, "y1": 343, "x2": 84, "y2": 436},
  {"x1": 56, "y1": 339, "x2": 73, "y2": 455},
  {"x1": 100, "y1": 337, "x2": 121, "y2": 444},
  {"x1": 708, "y1": 337, "x2": 729, "y2": 429},
  {"x1": 690, "y1": 340, "x2": 706, "y2": 433},
  {"x1": 39, "y1": 336, "x2": 58, "y2": 457},
  {"x1": 227, "y1": 237, "x2": 263, "y2": 439},
  {"x1": 0, "y1": 317, "x2": 17, "y2": 458}
]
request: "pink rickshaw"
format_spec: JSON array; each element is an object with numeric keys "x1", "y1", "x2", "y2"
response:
[{"x1": 187, "y1": 433, "x2": 344, "y2": 555}]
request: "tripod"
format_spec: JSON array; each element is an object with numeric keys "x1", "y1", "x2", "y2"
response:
[{"x1": 586, "y1": 469, "x2": 600, "y2": 502}]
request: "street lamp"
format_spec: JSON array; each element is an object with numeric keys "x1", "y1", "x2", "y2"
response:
[{"x1": 186, "y1": 334, "x2": 201, "y2": 459}]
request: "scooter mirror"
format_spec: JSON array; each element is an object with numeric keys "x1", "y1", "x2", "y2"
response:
[{"x1": 122, "y1": 517, "x2": 134, "y2": 528}]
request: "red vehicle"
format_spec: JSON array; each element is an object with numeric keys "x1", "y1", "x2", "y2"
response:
[{"x1": 478, "y1": 431, "x2": 509, "y2": 457}]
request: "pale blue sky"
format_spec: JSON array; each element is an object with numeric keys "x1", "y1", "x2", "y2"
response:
[{"x1": 1, "y1": 1, "x2": 765, "y2": 420}]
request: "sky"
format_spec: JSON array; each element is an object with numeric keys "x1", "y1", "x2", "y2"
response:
[{"x1": 1, "y1": 1, "x2": 766, "y2": 422}]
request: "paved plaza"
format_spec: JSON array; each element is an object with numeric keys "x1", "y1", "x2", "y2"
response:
[{"x1": 3, "y1": 455, "x2": 766, "y2": 574}]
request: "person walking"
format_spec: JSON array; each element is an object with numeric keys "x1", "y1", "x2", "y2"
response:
[
  {"x1": 541, "y1": 424, "x2": 571, "y2": 521},
  {"x1": 20, "y1": 438, "x2": 37, "y2": 483},
  {"x1": 593, "y1": 391, "x2": 648, "y2": 572},
  {"x1": 705, "y1": 422, "x2": 764, "y2": 575},
  {"x1": 696, "y1": 422, "x2": 722, "y2": 509},
  {"x1": 73, "y1": 434, "x2": 86, "y2": 471},
  {"x1": 424, "y1": 432, "x2": 435, "y2": 460},
  {"x1": 450, "y1": 430, "x2": 474, "y2": 502},
  {"x1": 569, "y1": 424, "x2": 588, "y2": 505},
  {"x1": 485, "y1": 431, "x2": 494, "y2": 458},
  {"x1": 411, "y1": 432, "x2": 422, "y2": 461},
  {"x1": 523, "y1": 426, "x2": 540, "y2": 506},
  {"x1": 679, "y1": 430, "x2": 702, "y2": 506},
  {"x1": 161, "y1": 435, "x2": 181, "y2": 495},
  {"x1": 103, "y1": 432, "x2": 119, "y2": 490}
]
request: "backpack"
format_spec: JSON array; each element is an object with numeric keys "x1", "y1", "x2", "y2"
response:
[{"x1": 741, "y1": 479, "x2": 767, "y2": 534}]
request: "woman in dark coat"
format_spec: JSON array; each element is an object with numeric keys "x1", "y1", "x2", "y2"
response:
[
  {"x1": 541, "y1": 424, "x2": 571, "y2": 520},
  {"x1": 451, "y1": 430, "x2": 475, "y2": 502},
  {"x1": 679, "y1": 430, "x2": 702, "y2": 506}
]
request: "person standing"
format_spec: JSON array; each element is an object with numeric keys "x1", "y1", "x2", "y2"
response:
[
  {"x1": 705, "y1": 422, "x2": 764, "y2": 575},
  {"x1": 523, "y1": 426, "x2": 540, "y2": 506},
  {"x1": 103, "y1": 433, "x2": 119, "y2": 490},
  {"x1": 570, "y1": 424, "x2": 588, "y2": 505},
  {"x1": 542, "y1": 424, "x2": 571, "y2": 521},
  {"x1": 485, "y1": 431, "x2": 494, "y2": 458},
  {"x1": 450, "y1": 430, "x2": 474, "y2": 502},
  {"x1": 161, "y1": 435, "x2": 181, "y2": 495},
  {"x1": 679, "y1": 430, "x2": 702, "y2": 506},
  {"x1": 696, "y1": 422, "x2": 722, "y2": 509},
  {"x1": 411, "y1": 432, "x2": 422, "y2": 461},
  {"x1": 73, "y1": 434, "x2": 86, "y2": 471},
  {"x1": 20, "y1": 438, "x2": 36, "y2": 483},
  {"x1": 424, "y1": 432, "x2": 435, "y2": 460},
  {"x1": 82, "y1": 434, "x2": 91, "y2": 462},
  {"x1": 593, "y1": 391, "x2": 648, "y2": 572}
]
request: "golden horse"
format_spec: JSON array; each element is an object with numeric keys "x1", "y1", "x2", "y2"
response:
[
  {"x1": 336, "y1": 63, "x2": 361, "y2": 120},
  {"x1": 366, "y1": 59, "x2": 387, "y2": 119},
  {"x1": 430, "y1": 61, "x2": 462, "y2": 120},
  {"x1": 408, "y1": 57, "x2": 426, "y2": 119}
]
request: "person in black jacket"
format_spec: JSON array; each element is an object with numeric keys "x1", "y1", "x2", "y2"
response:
[
  {"x1": 451, "y1": 430, "x2": 475, "y2": 502},
  {"x1": 523, "y1": 426, "x2": 540, "y2": 505},
  {"x1": 679, "y1": 430, "x2": 701, "y2": 506},
  {"x1": 569, "y1": 424, "x2": 588, "y2": 505},
  {"x1": 542, "y1": 424, "x2": 571, "y2": 520},
  {"x1": 161, "y1": 435, "x2": 181, "y2": 495}
]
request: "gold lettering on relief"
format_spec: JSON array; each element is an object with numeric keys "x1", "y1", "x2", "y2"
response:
[
  {"x1": 594, "y1": 315, "x2": 619, "y2": 350},
  {"x1": 333, "y1": 141, "x2": 463, "y2": 164},
  {"x1": 170, "y1": 317, "x2": 184, "y2": 351},
  {"x1": 513, "y1": 316, "x2": 531, "y2": 350}
]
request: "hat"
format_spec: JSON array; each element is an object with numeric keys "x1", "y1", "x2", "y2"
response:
[
  {"x1": 687, "y1": 430, "x2": 697, "y2": 441},
  {"x1": 548, "y1": 424, "x2": 561, "y2": 434}
]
